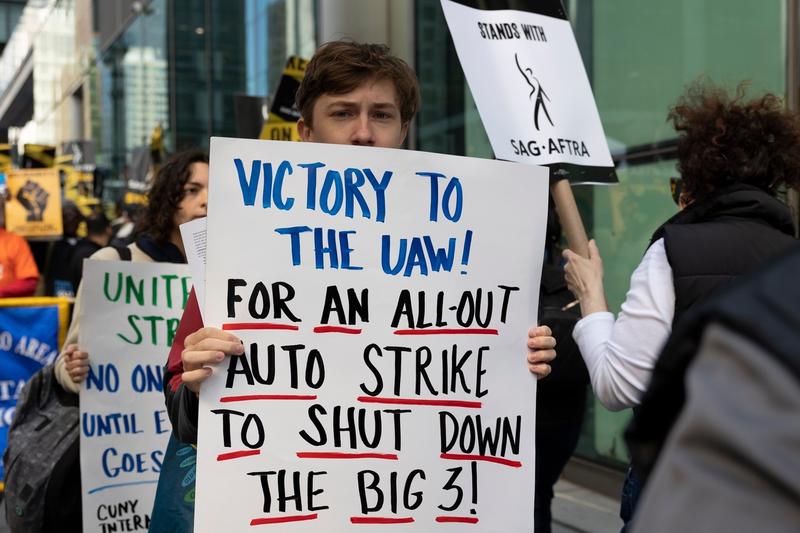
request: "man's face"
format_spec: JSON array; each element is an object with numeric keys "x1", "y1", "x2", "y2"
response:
[{"x1": 297, "y1": 78, "x2": 408, "y2": 149}]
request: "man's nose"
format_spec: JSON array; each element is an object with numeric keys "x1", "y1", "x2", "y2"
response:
[{"x1": 351, "y1": 114, "x2": 375, "y2": 145}]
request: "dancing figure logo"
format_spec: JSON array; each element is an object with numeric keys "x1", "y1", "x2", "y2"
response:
[{"x1": 515, "y1": 53, "x2": 554, "y2": 131}]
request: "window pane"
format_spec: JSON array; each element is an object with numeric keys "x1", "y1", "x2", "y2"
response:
[{"x1": 590, "y1": 0, "x2": 785, "y2": 148}]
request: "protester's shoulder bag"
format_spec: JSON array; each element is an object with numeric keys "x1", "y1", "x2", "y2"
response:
[
  {"x1": 111, "y1": 243, "x2": 132, "y2": 261},
  {"x1": 3, "y1": 365, "x2": 79, "y2": 531},
  {"x1": 149, "y1": 435, "x2": 197, "y2": 533}
]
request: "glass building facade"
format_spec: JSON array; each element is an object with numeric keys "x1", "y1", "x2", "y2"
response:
[
  {"x1": 91, "y1": 0, "x2": 169, "y2": 174},
  {"x1": 415, "y1": 0, "x2": 789, "y2": 468},
  {"x1": 90, "y1": 0, "x2": 315, "y2": 186},
  {"x1": 32, "y1": 0, "x2": 79, "y2": 146}
]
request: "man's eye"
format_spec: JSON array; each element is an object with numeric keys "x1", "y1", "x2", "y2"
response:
[
  {"x1": 373, "y1": 112, "x2": 392, "y2": 120},
  {"x1": 332, "y1": 110, "x2": 352, "y2": 118}
]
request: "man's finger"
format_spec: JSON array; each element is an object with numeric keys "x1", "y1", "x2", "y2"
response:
[
  {"x1": 528, "y1": 324, "x2": 552, "y2": 338},
  {"x1": 182, "y1": 350, "x2": 225, "y2": 368},
  {"x1": 185, "y1": 337, "x2": 243, "y2": 355},
  {"x1": 184, "y1": 327, "x2": 241, "y2": 347},
  {"x1": 528, "y1": 363, "x2": 552, "y2": 378},
  {"x1": 182, "y1": 368, "x2": 213, "y2": 393},
  {"x1": 528, "y1": 335, "x2": 556, "y2": 350},
  {"x1": 528, "y1": 348, "x2": 556, "y2": 364}
]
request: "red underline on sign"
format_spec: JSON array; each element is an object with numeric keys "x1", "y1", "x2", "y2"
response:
[
  {"x1": 297, "y1": 452, "x2": 398, "y2": 460},
  {"x1": 222, "y1": 322, "x2": 300, "y2": 331},
  {"x1": 250, "y1": 514, "x2": 318, "y2": 526},
  {"x1": 436, "y1": 516, "x2": 480, "y2": 524},
  {"x1": 313, "y1": 325, "x2": 362, "y2": 334},
  {"x1": 440, "y1": 453, "x2": 522, "y2": 468},
  {"x1": 357, "y1": 396, "x2": 482, "y2": 409},
  {"x1": 393, "y1": 328, "x2": 498, "y2": 336},
  {"x1": 350, "y1": 516, "x2": 415, "y2": 524},
  {"x1": 220, "y1": 394, "x2": 317, "y2": 402},
  {"x1": 217, "y1": 449, "x2": 260, "y2": 461}
]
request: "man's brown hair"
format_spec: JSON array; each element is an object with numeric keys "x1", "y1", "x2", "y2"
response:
[{"x1": 295, "y1": 41, "x2": 420, "y2": 127}]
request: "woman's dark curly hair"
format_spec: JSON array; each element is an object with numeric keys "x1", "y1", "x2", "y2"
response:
[
  {"x1": 669, "y1": 80, "x2": 800, "y2": 203},
  {"x1": 136, "y1": 149, "x2": 208, "y2": 242}
]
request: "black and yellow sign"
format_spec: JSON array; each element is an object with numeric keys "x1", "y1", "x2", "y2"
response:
[
  {"x1": 61, "y1": 166, "x2": 99, "y2": 216},
  {"x1": 259, "y1": 121, "x2": 300, "y2": 142},
  {"x1": 0, "y1": 144, "x2": 12, "y2": 176},
  {"x1": 21, "y1": 144, "x2": 56, "y2": 168},
  {"x1": 6, "y1": 169, "x2": 63, "y2": 239},
  {"x1": 259, "y1": 56, "x2": 308, "y2": 142}
]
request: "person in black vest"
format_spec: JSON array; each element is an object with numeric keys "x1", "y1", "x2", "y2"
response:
[
  {"x1": 627, "y1": 244, "x2": 800, "y2": 532},
  {"x1": 560, "y1": 80, "x2": 800, "y2": 531}
]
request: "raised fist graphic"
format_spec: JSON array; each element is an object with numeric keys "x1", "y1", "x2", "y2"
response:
[{"x1": 16, "y1": 179, "x2": 49, "y2": 222}]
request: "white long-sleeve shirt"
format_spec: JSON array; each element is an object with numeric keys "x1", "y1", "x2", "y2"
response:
[{"x1": 572, "y1": 238, "x2": 675, "y2": 411}]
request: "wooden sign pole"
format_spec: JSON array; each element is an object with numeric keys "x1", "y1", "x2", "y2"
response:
[{"x1": 550, "y1": 178, "x2": 589, "y2": 258}]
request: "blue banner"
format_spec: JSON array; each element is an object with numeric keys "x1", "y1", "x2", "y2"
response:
[{"x1": 0, "y1": 304, "x2": 60, "y2": 480}]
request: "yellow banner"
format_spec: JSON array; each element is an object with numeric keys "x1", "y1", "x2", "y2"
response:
[{"x1": 5, "y1": 169, "x2": 63, "y2": 239}]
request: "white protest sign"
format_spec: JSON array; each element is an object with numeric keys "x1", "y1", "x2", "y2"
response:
[
  {"x1": 195, "y1": 137, "x2": 548, "y2": 532},
  {"x1": 79, "y1": 259, "x2": 191, "y2": 532},
  {"x1": 180, "y1": 216, "x2": 208, "y2": 317},
  {"x1": 441, "y1": 0, "x2": 617, "y2": 183}
]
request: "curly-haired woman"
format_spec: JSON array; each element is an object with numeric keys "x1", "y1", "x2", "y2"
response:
[
  {"x1": 56, "y1": 148, "x2": 208, "y2": 391},
  {"x1": 40, "y1": 149, "x2": 206, "y2": 533},
  {"x1": 562, "y1": 81, "x2": 799, "y2": 531}
]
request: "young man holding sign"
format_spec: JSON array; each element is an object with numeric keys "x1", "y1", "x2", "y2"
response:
[{"x1": 164, "y1": 41, "x2": 556, "y2": 445}]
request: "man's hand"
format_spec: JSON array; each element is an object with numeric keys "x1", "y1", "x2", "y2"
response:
[
  {"x1": 527, "y1": 325, "x2": 556, "y2": 379},
  {"x1": 181, "y1": 327, "x2": 244, "y2": 394},
  {"x1": 64, "y1": 344, "x2": 90, "y2": 384}
]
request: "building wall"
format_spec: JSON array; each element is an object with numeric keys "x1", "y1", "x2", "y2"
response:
[
  {"x1": 90, "y1": 0, "x2": 169, "y2": 175},
  {"x1": 93, "y1": 0, "x2": 139, "y2": 52},
  {"x1": 169, "y1": 0, "x2": 248, "y2": 150}
]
